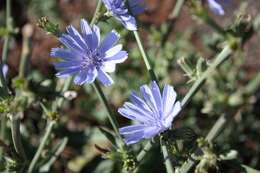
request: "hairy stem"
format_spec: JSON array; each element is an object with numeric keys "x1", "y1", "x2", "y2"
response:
[
  {"x1": 181, "y1": 46, "x2": 232, "y2": 107},
  {"x1": 160, "y1": 137, "x2": 174, "y2": 173},
  {"x1": 91, "y1": 0, "x2": 102, "y2": 26}
]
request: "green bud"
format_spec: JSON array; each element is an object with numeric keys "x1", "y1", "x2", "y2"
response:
[
  {"x1": 195, "y1": 148, "x2": 218, "y2": 173},
  {"x1": 37, "y1": 16, "x2": 61, "y2": 37},
  {"x1": 122, "y1": 152, "x2": 136, "y2": 171},
  {"x1": 47, "y1": 111, "x2": 59, "y2": 121}
]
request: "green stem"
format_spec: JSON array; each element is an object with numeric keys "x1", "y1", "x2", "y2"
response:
[
  {"x1": 10, "y1": 114, "x2": 27, "y2": 160},
  {"x1": 28, "y1": 121, "x2": 56, "y2": 173},
  {"x1": 160, "y1": 137, "x2": 174, "y2": 173},
  {"x1": 0, "y1": 0, "x2": 11, "y2": 94},
  {"x1": 92, "y1": 81, "x2": 122, "y2": 141},
  {"x1": 135, "y1": 45, "x2": 233, "y2": 166},
  {"x1": 169, "y1": 0, "x2": 185, "y2": 20},
  {"x1": 136, "y1": 140, "x2": 153, "y2": 162},
  {"x1": 39, "y1": 137, "x2": 68, "y2": 172},
  {"x1": 19, "y1": 29, "x2": 31, "y2": 79},
  {"x1": 0, "y1": 116, "x2": 6, "y2": 140},
  {"x1": 181, "y1": 45, "x2": 232, "y2": 107},
  {"x1": 0, "y1": 0, "x2": 12, "y2": 160},
  {"x1": 161, "y1": 0, "x2": 185, "y2": 46},
  {"x1": 133, "y1": 30, "x2": 158, "y2": 82},
  {"x1": 91, "y1": 0, "x2": 102, "y2": 26},
  {"x1": 244, "y1": 72, "x2": 260, "y2": 95},
  {"x1": 2, "y1": 0, "x2": 11, "y2": 63},
  {"x1": 28, "y1": 77, "x2": 71, "y2": 173}
]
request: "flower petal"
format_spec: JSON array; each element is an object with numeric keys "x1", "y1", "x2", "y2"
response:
[
  {"x1": 162, "y1": 85, "x2": 176, "y2": 118},
  {"x1": 91, "y1": 25, "x2": 100, "y2": 50},
  {"x1": 123, "y1": 130, "x2": 144, "y2": 145},
  {"x1": 143, "y1": 126, "x2": 160, "y2": 139},
  {"x1": 118, "y1": 15, "x2": 137, "y2": 31},
  {"x1": 53, "y1": 61, "x2": 81, "y2": 70},
  {"x1": 99, "y1": 30, "x2": 120, "y2": 52},
  {"x1": 102, "y1": 62, "x2": 116, "y2": 73},
  {"x1": 118, "y1": 102, "x2": 153, "y2": 123},
  {"x1": 129, "y1": 91, "x2": 153, "y2": 116},
  {"x1": 105, "y1": 44, "x2": 123, "y2": 57},
  {"x1": 208, "y1": 0, "x2": 225, "y2": 16},
  {"x1": 151, "y1": 81, "x2": 162, "y2": 115},
  {"x1": 163, "y1": 101, "x2": 181, "y2": 128},
  {"x1": 119, "y1": 124, "x2": 146, "y2": 134},
  {"x1": 104, "y1": 51, "x2": 128, "y2": 64},
  {"x1": 2, "y1": 64, "x2": 8, "y2": 78},
  {"x1": 56, "y1": 67, "x2": 80, "y2": 78},
  {"x1": 74, "y1": 68, "x2": 97, "y2": 85},
  {"x1": 80, "y1": 19, "x2": 93, "y2": 46},
  {"x1": 59, "y1": 34, "x2": 83, "y2": 52},
  {"x1": 128, "y1": 0, "x2": 145, "y2": 15},
  {"x1": 50, "y1": 48, "x2": 82, "y2": 61},
  {"x1": 97, "y1": 69, "x2": 114, "y2": 86},
  {"x1": 140, "y1": 85, "x2": 159, "y2": 116},
  {"x1": 66, "y1": 25, "x2": 88, "y2": 51}
]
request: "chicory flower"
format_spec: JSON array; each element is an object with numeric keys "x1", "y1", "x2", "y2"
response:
[
  {"x1": 102, "y1": 0, "x2": 145, "y2": 31},
  {"x1": 51, "y1": 19, "x2": 128, "y2": 86},
  {"x1": 118, "y1": 81, "x2": 181, "y2": 145},
  {"x1": 207, "y1": 0, "x2": 225, "y2": 16}
]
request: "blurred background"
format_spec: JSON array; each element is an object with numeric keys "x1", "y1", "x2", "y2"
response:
[{"x1": 0, "y1": 0, "x2": 260, "y2": 172}]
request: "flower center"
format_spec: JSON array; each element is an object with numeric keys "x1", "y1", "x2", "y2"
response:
[{"x1": 81, "y1": 50, "x2": 103, "y2": 70}]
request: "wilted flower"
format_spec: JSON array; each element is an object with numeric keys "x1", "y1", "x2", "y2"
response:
[
  {"x1": 51, "y1": 19, "x2": 128, "y2": 86},
  {"x1": 102, "y1": 0, "x2": 145, "y2": 31},
  {"x1": 118, "y1": 81, "x2": 181, "y2": 145},
  {"x1": 207, "y1": 0, "x2": 225, "y2": 16}
]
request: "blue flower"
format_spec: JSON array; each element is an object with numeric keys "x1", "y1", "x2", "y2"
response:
[
  {"x1": 207, "y1": 0, "x2": 225, "y2": 16},
  {"x1": 51, "y1": 19, "x2": 128, "y2": 86},
  {"x1": 102, "y1": 0, "x2": 145, "y2": 31},
  {"x1": 2, "y1": 64, "x2": 8, "y2": 79},
  {"x1": 118, "y1": 81, "x2": 182, "y2": 145}
]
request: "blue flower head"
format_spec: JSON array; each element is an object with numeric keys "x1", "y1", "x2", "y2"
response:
[
  {"x1": 102, "y1": 0, "x2": 145, "y2": 31},
  {"x1": 118, "y1": 81, "x2": 182, "y2": 145},
  {"x1": 51, "y1": 19, "x2": 128, "y2": 86},
  {"x1": 207, "y1": 0, "x2": 225, "y2": 16}
]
